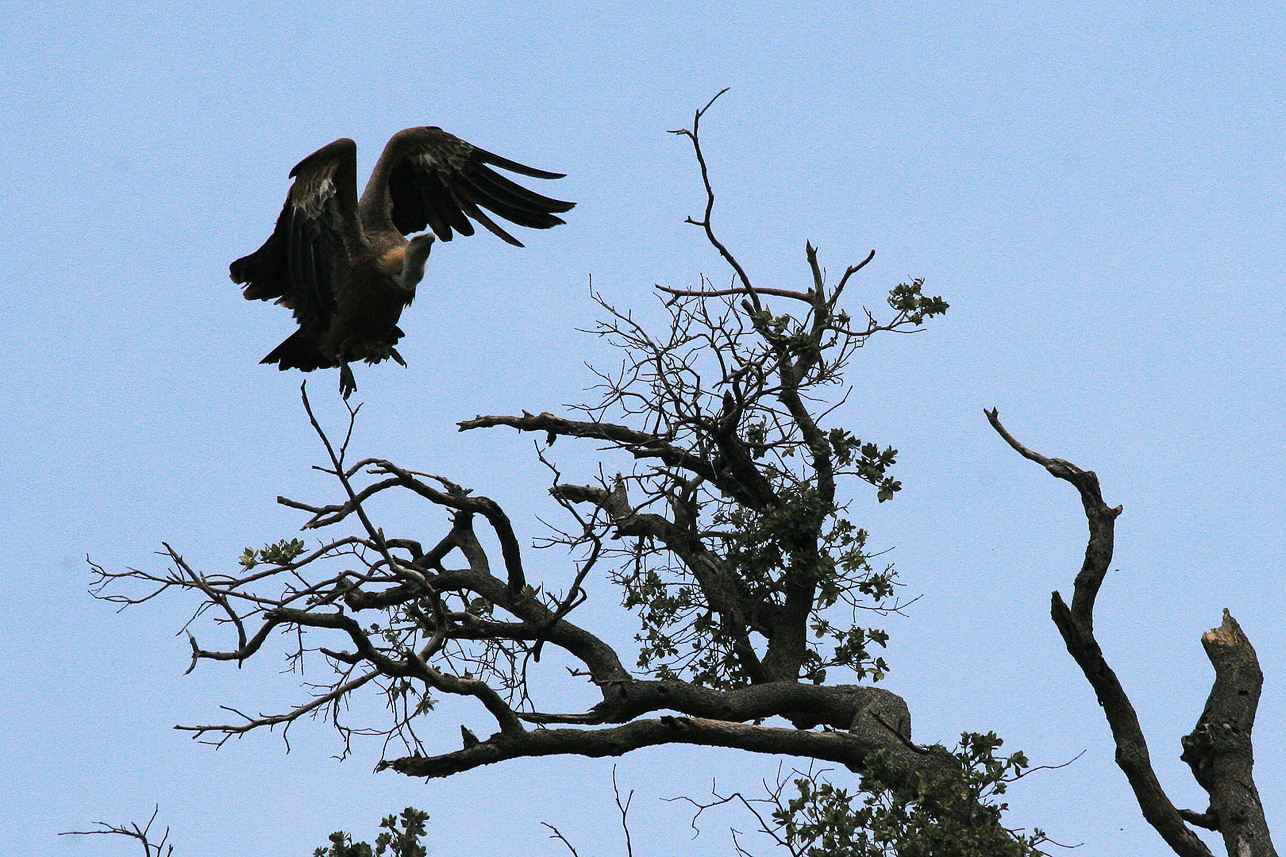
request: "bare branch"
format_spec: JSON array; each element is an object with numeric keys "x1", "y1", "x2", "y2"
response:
[
  {"x1": 366, "y1": 459, "x2": 527, "y2": 592},
  {"x1": 657, "y1": 283, "x2": 816, "y2": 305},
  {"x1": 61, "y1": 805, "x2": 174, "y2": 857},
  {"x1": 612, "y1": 767, "x2": 636, "y2": 857},
  {"x1": 668, "y1": 88, "x2": 761, "y2": 312},
  {"x1": 176, "y1": 670, "x2": 380, "y2": 747},
  {"x1": 300, "y1": 383, "x2": 430, "y2": 592},
  {"x1": 985, "y1": 407, "x2": 1121, "y2": 627},
  {"x1": 543, "y1": 822, "x2": 583, "y2": 857},
  {"x1": 460, "y1": 411, "x2": 720, "y2": 486},
  {"x1": 988, "y1": 409, "x2": 1220, "y2": 857}
]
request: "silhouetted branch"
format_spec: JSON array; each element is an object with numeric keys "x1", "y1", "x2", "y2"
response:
[
  {"x1": 988, "y1": 408, "x2": 1276, "y2": 857},
  {"x1": 61, "y1": 805, "x2": 174, "y2": 857},
  {"x1": 668, "y1": 88, "x2": 760, "y2": 311},
  {"x1": 378, "y1": 715, "x2": 956, "y2": 783}
]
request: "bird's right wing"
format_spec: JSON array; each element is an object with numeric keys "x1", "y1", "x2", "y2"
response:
[
  {"x1": 230, "y1": 138, "x2": 364, "y2": 331},
  {"x1": 363, "y1": 127, "x2": 574, "y2": 247}
]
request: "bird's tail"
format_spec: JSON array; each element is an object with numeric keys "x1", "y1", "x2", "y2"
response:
[{"x1": 261, "y1": 330, "x2": 327, "y2": 372}]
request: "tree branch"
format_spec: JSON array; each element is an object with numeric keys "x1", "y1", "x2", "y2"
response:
[
  {"x1": 988, "y1": 408, "x2": 1233, "y2": 857},
  {"x1": 460, "y1": 411, "x2": 719, "y2": 484},
  {"x1": 60, "y1": 805, "x2": 173, "y2": 857},
  {"x1": 378, "y1": 714, "x2": 953, "y2": 782},
  {"x1": 667, "y1": 88, "x2": 761, "y2": 312}
]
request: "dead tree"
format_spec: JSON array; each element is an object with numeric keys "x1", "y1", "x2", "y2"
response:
[
  {"x1": 95, "y1": 94, "x2": 1051, "y2": 854},
  {"x1": 988, "y1": 410, "x2": 1277, "y2": 857}
]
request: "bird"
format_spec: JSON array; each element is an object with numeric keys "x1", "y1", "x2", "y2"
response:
[{"x1": 230, "y1": 127, "x2": 573, "y2": 397}]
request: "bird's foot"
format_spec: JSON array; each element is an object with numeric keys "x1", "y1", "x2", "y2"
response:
[
  {"x1": 390, "y1": 347, "x2": 407, "y2": 367},
  {"x1": 339, "y1": 364, "x2": 357, "y2": 399}
]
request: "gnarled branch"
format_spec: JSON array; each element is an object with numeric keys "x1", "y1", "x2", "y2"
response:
[{"x1": 988, "y1": 408, "x2": 1275, "y2": 857}]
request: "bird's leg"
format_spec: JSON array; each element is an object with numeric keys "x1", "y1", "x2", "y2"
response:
[
  {"x1": 390, "y1": 347, "x2": 406, "y2": 367},
  {"x1": 339, "y1": 363, "x2": 357, "y2": 399}
]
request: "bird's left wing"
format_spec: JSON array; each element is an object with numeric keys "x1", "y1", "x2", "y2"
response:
[{"x1": 361, "y1": 127, "x2": 574, "y2": 247}]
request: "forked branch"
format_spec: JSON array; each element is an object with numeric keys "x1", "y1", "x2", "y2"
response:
[
  {"x1": 61, "y1": 805, "x2": 174, "y2": 857},
  {"x1": 988, "y1": 408, "x2": 1276, "y2": 857}
]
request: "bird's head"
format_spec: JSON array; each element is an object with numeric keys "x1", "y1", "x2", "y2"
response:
[{"x1": 399, "y1": 233, "x2": 436, "y2": 291}]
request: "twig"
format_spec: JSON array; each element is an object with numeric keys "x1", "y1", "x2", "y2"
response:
[{"x1": 669, "y1": 88, "x2": 761, "y2": 312}]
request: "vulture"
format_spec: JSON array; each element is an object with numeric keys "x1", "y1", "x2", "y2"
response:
[{"x1": 230, "y1": 127, "x2": 573, "y2": 397}]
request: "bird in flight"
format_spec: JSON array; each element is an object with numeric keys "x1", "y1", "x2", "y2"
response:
[{"x1": 231, "y1": 127, "x2": 573, "y2": 397}]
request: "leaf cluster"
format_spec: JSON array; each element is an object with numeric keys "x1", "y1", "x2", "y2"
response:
[
  {"x1": 313, "y1": 808, "x2": 429, "y2": 857},
  {"x1": 239, "y1": 538, "x2": 307, "y2": 570},
  {"x1": 775, "y1": 733, "x2": 1046, "y2": 857}
]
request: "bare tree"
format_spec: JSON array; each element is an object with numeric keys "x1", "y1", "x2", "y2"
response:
[
  {"x1": 95, "y1": 94, "x2": 1068, "y2": 855},
  {"x1": 987, "y1": 410, "x2": 1277, "y2": 857}
]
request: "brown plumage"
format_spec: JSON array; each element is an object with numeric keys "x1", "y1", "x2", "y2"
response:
[{"x1": 230, "y1": 127, "x2": 573, "y2": 397}]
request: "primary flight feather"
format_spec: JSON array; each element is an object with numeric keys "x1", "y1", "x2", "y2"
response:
[{"x1": 230, "y1": 127, "x2": 573, "y2": 397}]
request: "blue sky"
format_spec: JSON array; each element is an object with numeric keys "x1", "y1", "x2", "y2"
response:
[{"x1": 2, "y1": 2, "x2": 1283, "y2": 854}]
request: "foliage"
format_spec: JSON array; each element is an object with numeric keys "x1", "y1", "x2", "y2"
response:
[
  {"x1": 775, "y1": 733, "x2": 1047, "y2": 857},
  {"x1": 239, "y1": 538, "x2": 307, "y2": 570},
  {"x1": 312, "y1": 808, "x2": 430, "y2": 857}
]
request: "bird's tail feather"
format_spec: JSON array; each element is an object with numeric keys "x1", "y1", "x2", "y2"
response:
[{"x1": 262, "y1": 330, "x2": 326, "y2": 371}]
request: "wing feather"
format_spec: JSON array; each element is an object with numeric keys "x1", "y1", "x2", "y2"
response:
[
  {"x1": 451, "y1": 192, "x2": 523, "y2": 247},
  {"x1": 458, "y1": 167, "x2": 570, "y2": 229},
  {"x1": 469, "y1": 163, "x2": 574, "y2": 214},
  {"x1": 472, "y1": 145, "x2": 567, "y2": 180},
  {"x1": 424, "y1": 169, "x2": 476, "y2": 239},
  {"x1": 418, "y1": 169, "x2": 458, "y2": 241},
  {"x1": 361, "y1": 127, "x2": 573, "y2": 243}
]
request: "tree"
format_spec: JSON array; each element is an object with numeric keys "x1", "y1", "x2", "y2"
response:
[{"x1": 90, "y1": 95, "x2": 1274, "y2": 856}]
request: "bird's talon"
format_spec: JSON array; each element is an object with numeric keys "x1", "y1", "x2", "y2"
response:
[{"x1": 340, "y1": 364, "x2": 357, "y2": 399}]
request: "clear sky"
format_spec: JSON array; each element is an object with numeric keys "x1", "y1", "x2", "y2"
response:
[{"x1": 2, "y1": 2, "x2": 1283, "y2": 855}]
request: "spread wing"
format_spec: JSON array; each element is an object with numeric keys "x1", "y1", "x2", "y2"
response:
[
  {"x1": 361, "y1": 127, "x2": 574, "y2": 247},
  {"x1": 230, "y1": 138, "x2": 363, "y2": 331}
]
